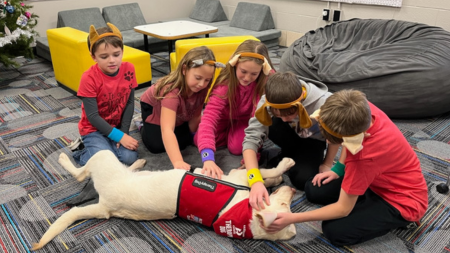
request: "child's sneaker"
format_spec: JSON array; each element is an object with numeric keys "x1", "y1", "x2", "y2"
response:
[
  {"x1": 133, "y1": 115, "x2": 143, "y2": 131},
  {"x1": 67, "y1": 137, "x2": 84, "y2": 151}
]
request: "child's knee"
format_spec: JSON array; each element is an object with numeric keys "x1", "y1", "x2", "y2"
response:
[
  {"x1": 322, "y1": 220, "x2": 348, "y2": 246},
  {"x1": 289, "y1": 174, "x2": 308, "y2": 191},
  {"x1": 119, "y1": 150, "x2": 138, "y2": 166}
]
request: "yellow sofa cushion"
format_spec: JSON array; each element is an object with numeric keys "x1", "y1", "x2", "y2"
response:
[
  {"x1": 47, "y1": 27, "x2": 152, "y2": 92},
  {"x1": 169, "y1": 35, "x2": 259, "y2": 74}
]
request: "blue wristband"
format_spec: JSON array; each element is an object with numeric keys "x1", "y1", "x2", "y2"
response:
[
  {"x1": 108, "y1": 128, "x2": 124, "y2": 143},
  {"x1": 201, "y1": 148, "x2": 215, "y2": 163},
  {"x1": 331, "y1": 161, "x2": 345, "y2": 177}
]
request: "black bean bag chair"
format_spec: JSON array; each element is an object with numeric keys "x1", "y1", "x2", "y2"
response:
[{"x1": 280, "y1": 18, "x2": 450, "y2": 118}]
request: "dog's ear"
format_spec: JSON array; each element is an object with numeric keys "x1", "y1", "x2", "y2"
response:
[{"x1": 256, "y1": 212, "x2": 277, "y2": 227}]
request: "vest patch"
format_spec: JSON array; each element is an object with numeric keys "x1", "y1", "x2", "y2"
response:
[{"x1": 176, "y1": 173, "x2": 238, "y2": 227}]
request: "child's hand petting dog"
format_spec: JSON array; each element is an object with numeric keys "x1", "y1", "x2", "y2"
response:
[
  {"x1": 201, "y1": 160, "x2": 223, "y2": 179},
  {"x1": 260, "y1": 212, "x2": 293, "y2": 234}
]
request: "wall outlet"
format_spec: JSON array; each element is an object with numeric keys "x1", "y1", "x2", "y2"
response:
[
  {"x1": 322, "y1": 9, "x2": 330, "y2": 21},
  {"x1": 333, "y1": 10, "x2": 341, "y2": 22}
]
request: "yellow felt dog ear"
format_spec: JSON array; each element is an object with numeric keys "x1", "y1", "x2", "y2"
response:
[
  {"x1": 106, "y1": 22, "x2": 122, "y2": 39},
  {"x1": 89, "y1": 22, "x2": 122, "y2": 52},
  {"x1": 298, "y1": 105, "x2": 313, "y2": 129},
  {"x1": 255, "y1": 102, "x2": 272, "y2": 126},
  {"x1": 89, "y1": 25, "x2": 98, "y2": 49}
]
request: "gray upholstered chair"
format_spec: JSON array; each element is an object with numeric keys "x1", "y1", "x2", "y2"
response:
[
  {"x1": 36, "y1": 7, "x2": 106, "y2": 62},
  {"x1": 102, "y1": 3, "x2": 164, "y2": 49},
  {"x1": 189, "y1": 0, "x2": 229, "y2": 24},
  {"x1": 209, "y1": 2, "x2": 281, "y2": 48}
]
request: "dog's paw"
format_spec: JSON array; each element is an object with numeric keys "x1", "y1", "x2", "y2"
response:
[
  {"x1": 134, "y1": 159, "x2": 147, "y2": 170},
  {"x1": 58, "y1": 152, "x2": 70, "y2": 165},
  {"x1": 278, "y1": 158, "x2": 295, "y2": 171}
]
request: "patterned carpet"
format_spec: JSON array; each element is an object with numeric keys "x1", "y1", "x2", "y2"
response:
[{"x1": 0, "y1": 49, "x2": 450, "y2": 253}]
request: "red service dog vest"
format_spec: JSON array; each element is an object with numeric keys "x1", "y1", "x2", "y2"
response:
[
  {"x1": 177, "y1": 172, "x2": 239, "y2": 226},
  {"x1": 213, "y1": 199, "x2": 253, "y2": 239},
  {"x1": 176, "y1": 172, "x2": 252, "y2": 239}
]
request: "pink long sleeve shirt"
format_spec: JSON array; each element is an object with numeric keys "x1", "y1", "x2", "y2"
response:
[{"x1": 197, "y1": 80, "x2": 260, "y2": 153}]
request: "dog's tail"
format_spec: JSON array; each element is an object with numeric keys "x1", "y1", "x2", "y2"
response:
[{"x1": 31, "y1": 204, "x2": 108, "y2": 250}]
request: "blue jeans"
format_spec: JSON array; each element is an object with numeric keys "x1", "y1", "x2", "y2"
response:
[{"x1": 73, "y1": 131, "x2": 138, "y2": 166}]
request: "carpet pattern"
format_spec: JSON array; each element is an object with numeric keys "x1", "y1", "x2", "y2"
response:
[{"x1": 0, "y1": 50, "x2": 449, "y2": 253}]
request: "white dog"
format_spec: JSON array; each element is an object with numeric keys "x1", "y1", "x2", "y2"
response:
[{"x1": 32, "y1": 150, "x2": 297, "y2": 250}]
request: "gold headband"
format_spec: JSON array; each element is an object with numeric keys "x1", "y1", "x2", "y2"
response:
[
  {"x1": 255, "y1": 87, "x2": 312, "y2": 128},
  {"x1": 228, "y1": 52, "x2": 272, "y2": 75},
  {"x1": 311, "y1": 109, "x2": 365, "y2": 155},
  {"x1": 89, "y1": 23, "x2": 122, "y2": 53}
]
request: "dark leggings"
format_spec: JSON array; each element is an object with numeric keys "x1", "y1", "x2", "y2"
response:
[
  {"x1": 268, "y1": 117, "x2": 327, "y2": 191},
  {"x1": 304, "y1": 177, "x2": 411, "y2": 246},
  {"x1": 140, "y1": 102, "x2": 192, "y2": 154}
]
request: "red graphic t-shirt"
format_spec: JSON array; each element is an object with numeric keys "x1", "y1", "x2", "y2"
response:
[
  {"x1": 77, "y1": 62, "x2": 138, "y2": 136},
  {"x1": 342, "y1": 103, "x2": 428, "y2": 222}
]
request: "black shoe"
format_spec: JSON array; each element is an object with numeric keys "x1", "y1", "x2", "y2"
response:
[{"x1": 66, "y1": 179, "x2": 99, "y2": 207}]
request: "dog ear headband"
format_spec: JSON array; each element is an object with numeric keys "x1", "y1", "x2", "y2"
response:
[
  {"x1": 191, "y1": 59, "x2": 226, "y2": 68},
  {"x1": 228, "y1": 52, "x2": 272, "y2": 75},
  {"x1": 255, "y1": 87, "x2": 312, "y2": 129},
  {"x1": 89, "y1": 22, "x2": 122, "y2": 53},
  {"x1": 190, "y1": 59, "x2": 226, "y2": 103},
  {"x1": 310, "y1": 109, "x2": 365, "y2": 155}
]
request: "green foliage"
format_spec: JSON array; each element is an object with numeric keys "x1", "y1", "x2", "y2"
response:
[{"x1": 0, "y1": 0, "x2": 39, "y2": 67}]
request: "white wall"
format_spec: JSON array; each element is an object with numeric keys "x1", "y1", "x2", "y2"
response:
[
  {"x1": 26, "y1": 0, "x2": 194, "y2": 36},
  {"x1": 26, "y1": 0, "x2": 450, "y2": 47},
  {"x1": 220, "y1": 0, "x2": 450, "y2": 46}
]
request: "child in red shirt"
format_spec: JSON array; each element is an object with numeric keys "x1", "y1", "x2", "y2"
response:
[
  {"x1": 262, "y1": 89, "x2": 428, "y2": 246},
  {"x1": 72, "y1": 23, "x2": 139, "y2": 167},
  {"x1": 194, "y1": 40, "x2": 275, "y2": 179},
  {"x1": 139, "y1": 46, "x2": 223, "y2": 170},
  {"x1": 68, "y1": 23, "x2": 139, "y2": 206}
]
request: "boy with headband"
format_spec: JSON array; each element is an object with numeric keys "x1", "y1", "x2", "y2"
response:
[
  {"x1": 68, "y1": 22, "x2": 139, "y2": 206},
  {"x1": 262, "y1": 89, "x2": 428, "y2": 246},
  {"x1": 242, "y1": 71, "x2": 340, "y2": 211}
]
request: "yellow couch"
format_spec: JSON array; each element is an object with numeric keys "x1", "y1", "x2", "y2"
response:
[
  {"x1": 169, "y1": 35, "x2": 259, "y2": 73},
  {"x1": 47, "y1": 27, "x2": 152, "y2": 93}
]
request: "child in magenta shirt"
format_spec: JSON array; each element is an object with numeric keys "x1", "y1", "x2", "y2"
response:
[{"x1": 194, "y1": 40, "x2": 274, "y2": 179}]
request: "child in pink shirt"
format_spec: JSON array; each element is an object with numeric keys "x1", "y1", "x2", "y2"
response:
[
  {"x1": 194, "y1": 40, "x2": 275, "y2": 179},
  {"x1": 139, "y1": 46, "x2": 224, "y2": 170}
]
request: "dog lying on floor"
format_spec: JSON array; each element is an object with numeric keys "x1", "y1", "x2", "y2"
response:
[{"x1": 32, "y1": 150, "x2": 297, "y2": 250}]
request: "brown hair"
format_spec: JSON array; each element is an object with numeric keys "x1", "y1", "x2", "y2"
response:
[
  {"x1": 154, "y1": 46, "x2": 216, "y2": 99},
  {"x1": 213, "y1": 40, "x2": 274, "y2": 119},
  {"x1": 266, "y1": 72, "x2": 303, "y2": 116},
  {"x1": 319, "y1": 89, "x2": 372, "y2": 144},
  {"x1": 88, "y1": 27, "x2": 124, "y2": 55}
]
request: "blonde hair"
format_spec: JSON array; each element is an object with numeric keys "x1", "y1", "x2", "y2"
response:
[
  {"x1": 154, "y1": 46, "x2": 216, "y2": 100},
  {"x1": 319, "y1": 89, "x2": 372, "y2": 144},
  {"x1": 214, "y1": 40, "x2": 274, "y2": 118},
  {"x1": 266, "y1": 72, "x2": 303, "y2": 116},
  {"x1": 88, "y1": 26, "x2": 123, "y2": 55}
]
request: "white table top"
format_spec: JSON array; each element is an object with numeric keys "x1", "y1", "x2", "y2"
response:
[{"x1": 134, "y1": 21, "x2": 218, "y2": 40}]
